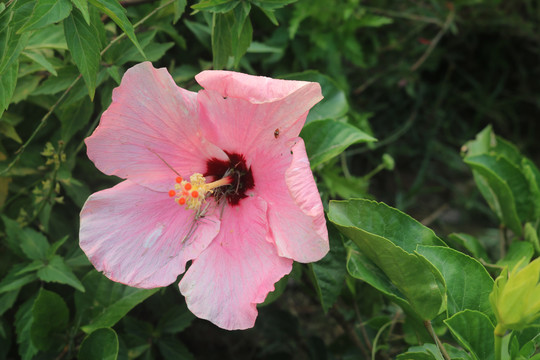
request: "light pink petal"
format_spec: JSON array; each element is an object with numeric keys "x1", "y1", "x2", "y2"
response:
[
  {"x1": 196, "y1": 70, "x2": 321, "y2": 104},
  {"x1": 179, "y1": 197, "x2": 292, "y2": 330},
  {"x1": 79, "y1": 180, "x2": 220, "y2": 288},
  {"x1": 196, "y1": 75, "x2": 322, "y2": 156},
  {"x1": 253, "y1": 138, "x2": 328, "y2": 263},
  {"x1": 86, "y1": 62, "x2": 227, "y2": 192}
]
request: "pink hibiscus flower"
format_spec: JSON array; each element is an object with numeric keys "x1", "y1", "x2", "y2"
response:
[{"x1": 79, "y1": 62, "x2": 329, "y2": 330}]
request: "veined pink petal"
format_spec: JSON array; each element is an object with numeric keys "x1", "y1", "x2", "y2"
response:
[
  {"x1": 254, "y1": 138, "x2": 328, "y2": 263},
  {"x1": 196, "y1": 70, "x2": 321, "y2": 104},
  {"x1": 196, "y1": 73, "x2": 322, "y2": 156},
  {"x1": 86, "y1": 62, "x2": 227, "y2": 192},
  {"x1": 80, "y1": 180, "x2": 220, "y2": 288},
  {"x1": 179, "y1": 197, "x2": 293, "y2": 330}
]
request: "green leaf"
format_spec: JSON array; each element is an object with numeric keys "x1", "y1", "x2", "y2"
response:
[
  {"x1": 416, "y1": 245, "x2": 495, "y2": 321},
  {"x1": 26, "y1": 24, "x2": 68, "y2": 50},
  {"x1": 17, "y1": 0, "x2": 72, "y2": 33},
  {"x1": 357, "y1": 14, "x2": 393, "y2": 27},
  {"x1": 15, "y1": 296, "x2": 38, "y2": 360},
  {"x1": 173, "y1": 0, "x2": 187, "y2": 24},
  {"x1": 157, "y1": 337, "x2": 195, "y2": 360},
  {"x1": 309, "y1": 225, "x2": 347, "y2": 313},
  {"x1": 211, "y1": 6, "x2": 252, "y2": 69},
  {"x1": 75, "y1": 271, "x2": 158, "y2": 333},
  {"x1": 79, "y1": 328, "x2": 119, "y2": 360},
  {"x1": 0, "y1": 61, "x2": 17, "y2": 117},
  {"x1": 321, "y1": 171, "x2": 369, "y2": 199},
  {"x1": 396, "y1": 343, "x2": 444, "y2": 360},
  {"x1": 329, "y1": 199, "x2": 445, "y2": 253},
  {"x1": 0, "y1": 288, "x2": 20, "y2": 316},
  {"x1": 447, "y1": 233, "x2": 489, "y2": 261},
  {"x1": 0, "y1": 1, "x2": 32, "y2": 75},
  {"x1": 329, "y1": 199, "x2": 446, "y2": 320},
  {"x1": 301, "y1": 119, "x2": 376, "y2": 168},
  {"x1": 64, "y1": 9, "x2": 101, "y2": 99},
  {"x1": 57, "y1": 96, "x2": 93, "y2": 142},
  {"x1": 0, "y1": 116, "x2": 22, "y2": 142},
  {"x1": 47, "y1": 235, "x2": 69, "y2": 258},
  {"x1": 192, "y1": 0, "x2": 240, "y2": 13},
  {"x1": 281, "y1": 71, "x2": 348, "y2": 123},
  {"x1": 444, "y1": 310, "x2": 495, "y2": 360},
  {"x1": 250, "y1": 0, "x2": 297, "y2": 11},
  {"x1": 11, "y1": 74, "x2": 41, "y2": 103},
  {"x1": 496, "y1": 241, "x2": 534, "y2": 270},
  {"x1": 524, "y1": 222, "x2": 540, "y2": 255},
  {"x1": 2, "y1": 215, "x2": 26, "y2": 257},
  {"x1": 522, "y1": 158, "x2": 540, "y2": 219},
  {"x1": 105, "y1": 30, "x2": 173, "y2": 66},
  {"x1": 88, "y1": 0, "x2": 145, "y2": 57},
  {"x1": 22, "y1": 50, "x2": 58, "y2": 75},
  {"x1": 37, "y1": 255, "x2": 85, "y2": 292},
  {"x1": 33, "y1": 65, "x2": 79, "y2": 95},
  {"x1": 19, "y1": 228, "x2": 50, "y2": 261},
  {"x1": 464, "y1": 155, "x2": 524, "y2": 235},
  {"x1": 30, "y1": 288, "x2": 69, "y2": 351},
  {"x1": 346, "y1": 241, "x2": 409, "y2": 308},
  {"x1": 71, "y1": 0, "x2": 91, "y2": 24},
  {"x1": 0, "y1": 264, "x2": 38, "y2": 294}
]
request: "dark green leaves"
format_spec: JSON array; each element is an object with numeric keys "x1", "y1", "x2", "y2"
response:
[
  {"x1": 78, "y1": 328, "x2": 119, "y2": 360},
  {"x1": 75, "y1": 271, "x2": 159, "y2": 333},
  {"x1": 211, "y1": 3, "x2": 252, "y2": 69},
  {"x1": 329, "y1": 199, "x2": 447, "y2": 320},
  {"x1": 30, "y1": 289, "x2": 69, "y2": 351},
  {"x1": 309, "y1": 225, "x2": 347, "y2": 313},
  {"x1": 416, "y1": 246, "x2": 494, "y2": 320},
  {"x1": 88, "y1": 0, "x2": 145, "y2": 56},
  {"x1": 64, "y1": 9, "x2": 101, "y2": 99},
  {"x1": 18, "y1": 0, "x2": 72, "y2": 33},
  {"x1": 462, "y1": 125, "x2": 540, "y2": 236},
  {"x1": 302, "y1": 119, "x2": 376, "y2": 168},
  {"x1": 444, "y1": 310, "x2": 495, "y2": 360}
]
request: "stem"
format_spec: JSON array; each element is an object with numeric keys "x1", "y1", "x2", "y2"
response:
[
  {"x1": 499, "y1": 224, "x2": 507, "y2": 259},
  {"x1": 423, "y1": 320, "x2": 451, "y2": 360},
  {"x1": 494, "y1": 324, "x2": 506, "y2": 360},
  {"x1": 410, "y1": 7, "x2": 455, "y2": 72},
  {"x1": 372, "y1": 321, "x2": 392, "y2": 360}
]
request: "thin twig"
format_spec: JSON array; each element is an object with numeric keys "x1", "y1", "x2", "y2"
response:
[
  {"x1": 410, "y1": 7, "x2": 455, "y2": 72},
  {"x1": 421, "y1": 203, "x2": 449, "y2": 226},
  {"x1": 424, "y1": 320, "x2": 451, "y2": 360},
  {"x1": 331, "y1": 307, "x2": 370, "y2": 359},
  {"x1": 360, "y1": 6, "x2": 444, "y2": 26},
  {"x1": 348, "y1": 107, "x2": 418, "y2": 156},
  {"x1": 0, "y1": 0, "x2": 176, "y2": 176},
  {"x1": 354, "y1": 300, "x2": 373, "y2": 352}
]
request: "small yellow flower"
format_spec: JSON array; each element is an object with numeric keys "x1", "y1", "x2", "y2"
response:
[{"x1": 490, "y1": 257, "x2": 540, "y2": 334}]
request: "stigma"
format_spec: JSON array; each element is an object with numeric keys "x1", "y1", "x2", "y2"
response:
[{"x1": 169, "y1": 173, "x2": 232, "y2": 211}]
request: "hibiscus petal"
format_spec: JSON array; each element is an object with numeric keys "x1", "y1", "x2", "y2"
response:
[
  {"x1": 196, "y1": 72, "x2": 322, "y2": 156},
  {"x1": 86, "y1": 62, "x2": 226, "y2": 192},
  {"x1": 179, "y1": 197, "x2": 292, "y2": 330},
  {"x1": 255, "y1": 138, "x2": 329, "y2": 263},
  {"x1": 196, "y1": 70, "x2": 321, "y2": 104},
  {"x1": 80, "y1": 180, "x2": 220, "y2": 288}
]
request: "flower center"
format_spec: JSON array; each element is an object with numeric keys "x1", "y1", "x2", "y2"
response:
[
  {"x1": 205, "y1": 153, "x2": 254, "y2": 206},
  {"x1": 169, "y1": 173, "x2": 232, "y2": 211}
]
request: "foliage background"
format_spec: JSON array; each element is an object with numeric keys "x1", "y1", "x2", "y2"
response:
[{"x1": 0, "y1": 0, "x2": 539, "y2": 359}]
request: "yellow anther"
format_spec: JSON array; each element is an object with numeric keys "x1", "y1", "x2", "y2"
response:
[{"x1": 168, "y1": 173, "x2": 232, "y2": 211}]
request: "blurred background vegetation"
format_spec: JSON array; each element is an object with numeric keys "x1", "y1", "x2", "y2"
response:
[{"x1": 0, "y1": 0, "x2": 539, "y2": 359}]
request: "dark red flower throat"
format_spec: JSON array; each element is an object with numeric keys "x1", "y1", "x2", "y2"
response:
[{"x1": 205, "y1": 153, "x2": 254, "y2": 206}]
